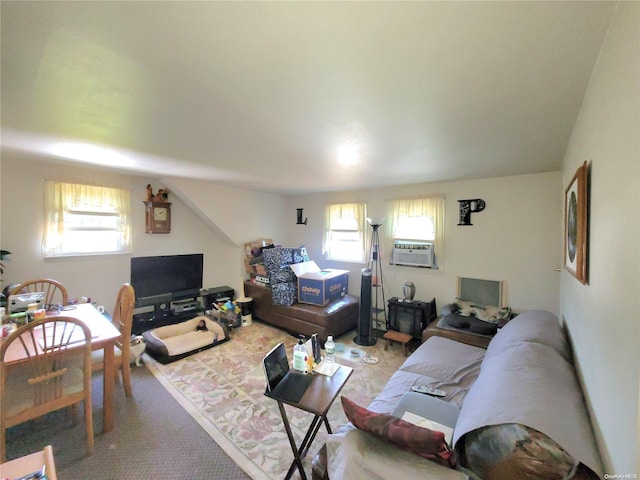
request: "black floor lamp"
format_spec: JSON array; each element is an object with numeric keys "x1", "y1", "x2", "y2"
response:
[{"x1": 355, "y1": 219, "x2": 385, "y2": 346}]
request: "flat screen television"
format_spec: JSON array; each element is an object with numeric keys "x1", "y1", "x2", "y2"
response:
[{"x1": 131, "y1": 254, "x2": 203, "y2": 300}]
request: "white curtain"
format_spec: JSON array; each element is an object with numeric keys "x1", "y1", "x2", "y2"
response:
[
  {"x1": 42, "y1": 181, "x2": 132, "y2": 256},
  {"x1": 323, "y1": 203, "x2": 366, "y2": 261},
  {"x1": 391, "y1": 196, "x2": 445, "y2": 261}
]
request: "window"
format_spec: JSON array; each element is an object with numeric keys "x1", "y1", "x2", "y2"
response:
[
  {"x1": 42, "y1": 181, "x2": 132, "y2": 257},
  {"x1": 390, "y1": 197, "x2": 445, "y2": 265},
  {"x1": 323, "y1": 203, "x2": 367, "y2": 262}
]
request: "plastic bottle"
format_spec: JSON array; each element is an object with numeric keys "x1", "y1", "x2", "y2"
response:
[
  {"x1": 26, "y1": 303, "x2": 38, "y2": 323},
  {"x1": 325, "y1": 336, "x2": 335, "y2": 363},
  {"x1": 293, "y1": 336, "x2": 308, "y2": 373},
  {"x1": 307, "y1": 343, "x2": 315, "y2": 371}
]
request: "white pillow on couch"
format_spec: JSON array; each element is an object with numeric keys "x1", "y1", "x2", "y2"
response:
[{"x1": 326, "y1": 429, "x2": 467, "y2": 480}]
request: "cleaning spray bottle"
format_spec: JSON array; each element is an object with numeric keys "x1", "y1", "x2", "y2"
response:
[{"x1": 293, "y1": 335, "x2": 308, "y2": 374}]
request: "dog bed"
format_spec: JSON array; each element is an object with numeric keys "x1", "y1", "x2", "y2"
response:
[
  {"x1": 442, "y1": 313, "x2": 498, "y2": 335},
  {"x1": 143, "y1": 316, "x2": 229, "y2": 364}
]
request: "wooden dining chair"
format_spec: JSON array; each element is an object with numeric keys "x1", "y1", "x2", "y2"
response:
[
  {"x1": 91, "y1": 283, "x2": 135, "y2": 396},
  {"x1": 9, "y1": 278, "x2": 69, "y2": 310},
  {"x1": 0, "y1": 316, "x2": 94, "y2": 462}
]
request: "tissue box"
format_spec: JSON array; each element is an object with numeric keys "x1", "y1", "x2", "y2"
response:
[{"x1": 291, "y1": 261, "x2": 349, "y2": 306}]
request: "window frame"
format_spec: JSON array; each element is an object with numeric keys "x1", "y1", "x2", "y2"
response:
[
  {"x1": 389, "y1": 197, "x2": 445, "y2": 268},
  {"x1": 323, "y1": 202, "x2": 367, "y2": 263},
  {"x1": 42, "y1": 181, "x2": 132, "y2": 258}
]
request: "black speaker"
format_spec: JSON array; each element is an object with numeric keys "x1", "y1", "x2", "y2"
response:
[{"x1": 354, "y1": 268, "x2": 376, "y2": 346}]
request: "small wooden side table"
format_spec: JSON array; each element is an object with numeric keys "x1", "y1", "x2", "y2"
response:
[
  {"x1": 383, "y1": 330, "x2": 413, "y2": 356},
  {"x1": 266, "y1": 365, "x2": 353, "y2": 480},
  {"x1": 1, "y1": 445, "x2": 57, "y2": 480}
]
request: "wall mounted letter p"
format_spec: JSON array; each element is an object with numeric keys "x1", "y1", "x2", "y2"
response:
[{"x1": 457, "y1": 199, "x2": 486, "y2": 226}]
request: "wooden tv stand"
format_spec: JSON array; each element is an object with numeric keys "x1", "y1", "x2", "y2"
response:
[{"x1": 132, "y1": 286, "x2": 234, "y2": 334}]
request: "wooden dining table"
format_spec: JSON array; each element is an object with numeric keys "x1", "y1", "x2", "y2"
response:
[{"x1": 2, "y1": 303, "x2": 122, "y2": 433}]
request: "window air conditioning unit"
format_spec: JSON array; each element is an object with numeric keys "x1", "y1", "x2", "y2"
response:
[{"x1": 390, "y1": 241, "x2": 434, "y2": 268}]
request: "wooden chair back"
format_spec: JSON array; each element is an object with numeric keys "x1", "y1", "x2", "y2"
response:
[
  {"x1": 0, "y1": 316, "x2": 94, "y2": 461},
  {"x1": 112, "y1": 283, "x2": 135, "y2": 360},
  {"x1": 91, "y1": 283, "x2": 135, "y2": 396},
  {"x1": 9, "y1": 279, "x2": 69, "y2": 310}
]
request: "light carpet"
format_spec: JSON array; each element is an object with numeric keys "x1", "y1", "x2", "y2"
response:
[{"x1": 145, "y1": 321, "x2": 408, "y2": 480}]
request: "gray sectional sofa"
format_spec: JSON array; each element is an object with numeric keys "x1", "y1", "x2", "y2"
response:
[{"x1": 317, "y1": 310, "x2": 603, "y2": 479}]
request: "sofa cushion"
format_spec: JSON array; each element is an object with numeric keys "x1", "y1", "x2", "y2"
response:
[
  {"x1": 485, "y1": 310, "x2": 570, "y2": 361},
  {"x1": 461, "y1": 423, "x2": 576, "y2": 480},
  {"x1": 366, "y1": 337, "x2": 485, "y2": 411},
  {"x1": 391, "y1": 392, "x2": 460, "y2": 428},
  {"x1": 341, "y1": 396, "x2": 456, "y2": 468},
  {"x1": 326, "y1": 429, "x2": 466, "y2": 480},
  {"x1": 366, "y1": 370, "x2": 446, "y2": 413},
  {"x1": 453, "y1": 341, "x2": 603, "y2": 477},
  {"x1": 400, "y1": 336, "x2": 485, "y2": 385}
]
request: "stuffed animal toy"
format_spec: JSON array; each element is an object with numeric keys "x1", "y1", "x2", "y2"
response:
[
  {"x1": 153, "y1": 189, "x2": 169, "y2": 202},
  {"x1": 146, "y1": 185, "x2": 169, "y2": 202}
]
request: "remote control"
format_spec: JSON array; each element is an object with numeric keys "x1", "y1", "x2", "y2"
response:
[{"x1": 411, "y1": 385, "x2": 446, "y2": 397}]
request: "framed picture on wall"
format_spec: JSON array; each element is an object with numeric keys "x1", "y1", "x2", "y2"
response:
[{"x1": 564, "y1": 161, "x2": 589, "y2": 284}]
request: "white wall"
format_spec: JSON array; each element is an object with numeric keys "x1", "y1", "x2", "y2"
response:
[
  {"x1": 0, "y1": 155, "x2": 287, "y2": 309},
  {"x1": 285, "y1": 171, "x2": 562, "y2": 316},
  {"x1": 162, "y1": 177, "x2": 287, "y2": 247},
  {"x1": 161, "y1": 176, "x2": 288, "y2": 296},
  {"x1": 560, "y1": 2, "x2": 640, "y2": 474},
  {"x1": 1, "y1": 153, "x2": 561, "y2": 318}
]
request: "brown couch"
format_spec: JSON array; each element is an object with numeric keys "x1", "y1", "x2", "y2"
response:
[{"x1": 244, "y1": 281, "x2": 359, "y2": 343}]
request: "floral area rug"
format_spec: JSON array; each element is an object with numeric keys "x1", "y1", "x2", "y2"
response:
[{"x1": 145, "y1": 320, "x2": 407, "y2": 480}]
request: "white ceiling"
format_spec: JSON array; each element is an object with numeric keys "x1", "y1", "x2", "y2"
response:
[{"x1": 1, "y1": 1, "x2": 614, "y2": 194}]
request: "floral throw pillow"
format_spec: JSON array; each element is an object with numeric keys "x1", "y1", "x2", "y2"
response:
[
  {"x1": 461, "y1": 423, "x2": 583, "y2": 480},
  {"x1": 452, "y1": 298, "x2": 511, "y2": 326},
  {"x1": 340, "y1": 396, "x2": 456, "y2": 468},
  {"x1": 453, "y1": 298, "x2": 477, "y2": 317},
  {"x1": 475, "y1": 305, "x2": 512, "y2": 325}
]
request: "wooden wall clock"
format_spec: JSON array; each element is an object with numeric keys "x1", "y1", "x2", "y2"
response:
[{"x1": 144, "y1": 201, "x2": 172, "y2": 234}]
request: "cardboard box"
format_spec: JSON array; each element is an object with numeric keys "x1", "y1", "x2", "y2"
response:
[{"x1": 290, "y1": 261, "x2": 349, "y2": 306}]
